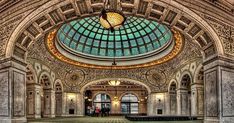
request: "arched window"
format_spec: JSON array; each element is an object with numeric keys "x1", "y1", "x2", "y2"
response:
[
  {"x1": 121, "y1": 93, "x2": 139, "y2": 114},
  {"x1": 93, "y1": 93, "x2": 111, "y2": 110}
]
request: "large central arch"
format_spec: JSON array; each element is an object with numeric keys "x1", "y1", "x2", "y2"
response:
[{"x1": 5, "y1": 0, "x2": 223, "y2": 61}]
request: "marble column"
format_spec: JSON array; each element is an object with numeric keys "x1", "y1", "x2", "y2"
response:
[
  {"x1": 177, "y1": 89, "x2": 189, "y2": 116},
  {"x1": 204, "y1": 56, "x2": 234, "y2": 123},
  {"x1": 55, "y1": 92, "x2": 63, "y2": 116},
  {"x1": 43, "y1": 89, "x2": 55, "y2": 118},
  {"x1": 165, "y1": 93, "x2": 170, "y2": 115},
  {"x1": 0, "y1": 59, "x2": 27, "y2": 123},
  {"x1": 147, "y1": 93, "x2": 154, "y2": 116},
  {"x1": 26, "y1": 84, "x2": 41, "y2": 118},
  {"x1": 168, "y1": 93, "x2": 177, "y2": 115},
  {"x1": 191, "y1": 84, "x2": 204, "y2": 118}
]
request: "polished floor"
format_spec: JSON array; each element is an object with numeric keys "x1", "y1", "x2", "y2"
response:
[{"x1": 28, "y1": 116, "x2": 203, "y2": 123}]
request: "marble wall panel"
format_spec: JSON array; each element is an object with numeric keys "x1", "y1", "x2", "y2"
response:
[
  {"x1": 221, "y1": 70, "x2": 234, "y2": 117},
  {"x1": 170, "y1": 95, "x2": 177, "y2": 114},
  {"x1": 0, "y1": 71, "x2": 9, "y2": 116},
  {"x1": 205, "y1": 70, "x2": 218, "y2": 117},
  {"x1": 13, "y1": 71, "x2": 25, "y2": 117}
]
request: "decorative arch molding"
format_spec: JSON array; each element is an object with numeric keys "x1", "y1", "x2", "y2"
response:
[
  {"x1": 38, "y1": 70, "x2": 53, "y2": 89},
  {"x1": 5, "y1": 0, "x2": 224, "y2": 61},
  {"x1": 54, "y1": 79, "x2": 64, "y2": 92},
  {"x1": 178, "y1": 70, "x2": 193, "y2": 89},
  {"x1": 168, "y1": 79, "x2": 178, "y2": 92},
  {"x1": 80, "y1": 78, "x2": 152, "y2": 94}
]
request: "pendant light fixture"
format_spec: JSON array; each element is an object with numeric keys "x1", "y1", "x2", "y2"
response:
[{"x1": 99, "y1": 0, "x2": 126, "y2": 32}]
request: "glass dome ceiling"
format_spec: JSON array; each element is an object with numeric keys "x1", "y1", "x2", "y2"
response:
[{"x1": 57, "y1": 16, "x2": 173, "y2": 58}]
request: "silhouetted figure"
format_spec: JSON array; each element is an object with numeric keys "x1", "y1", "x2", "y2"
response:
[{"x1": 106, "y1": 107, "x2": 110, "y2": 116}]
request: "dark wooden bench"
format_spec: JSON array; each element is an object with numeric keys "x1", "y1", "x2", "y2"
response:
[{"x1": 125, "y1": 115, "x2": 198, "y2": 121}]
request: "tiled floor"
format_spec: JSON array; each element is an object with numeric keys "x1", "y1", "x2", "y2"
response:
[{"x1": 27, "y1": 116, "x2": 203, "y2": 123}]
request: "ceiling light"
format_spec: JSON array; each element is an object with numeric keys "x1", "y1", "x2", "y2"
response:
[{"x1": 99, "y1": 0, "x2": 126, "y2": 32}]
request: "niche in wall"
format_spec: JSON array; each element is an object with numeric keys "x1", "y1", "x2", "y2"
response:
[{"x1": 157, "y1": 109, "x2": 163, "y2": 114}]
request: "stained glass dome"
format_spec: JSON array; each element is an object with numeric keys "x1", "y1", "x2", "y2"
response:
[{"x1": 57, "y1": 16, "x2": 173, "y2": 58}]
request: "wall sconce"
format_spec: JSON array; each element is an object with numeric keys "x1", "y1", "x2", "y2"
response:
[{"x1": 88, "y1": 99, "x2": 92, "y2": 102}]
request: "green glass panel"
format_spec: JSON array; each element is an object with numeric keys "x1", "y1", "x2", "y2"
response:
[
  {"x1": 144, "y1": 36, "x2": 150, "y2": 43},
  {"x1": 89, "y1": 32, "x2": 96, "y2": 38},
  {"x1": 93, "y1": 40, "x2": 100, "y2": 47},
  {"x1": 108, "y1": 35, "x2": 114, "y2": 41},
  {"x1": 134, "y1": 32, "x2": 141, "y2": 38},
  {"x1": 130, "y1": 40, "x2": 137, "y2": 47},
  {"x1": 77, "y1": 44, "x2": 84, "y2": 52},
  {"x1": 79, "y1": 19, "x2": 86, "y2": 25},
  {"x1": 131, "y1": 27, "x2": 137, "y2": 32},
  {"x1": 115, "y1": 36, "x2": 121, "y2": 41},
  {"x1": 155, "y1": 29, "x2": 162, "y2": 37},
  {"x1": 86, "y1": 39, "x2": 92, "y2": 45},
  {"x1": 124, "y1": 49, "x2": 130, "y2": 56},
  {"x1": 102, "y1": 35, "x2": 108, "y2": 40},
  {"x1": 83, "y1": 46, "x2": 91, "y2": 53},
  {"x1": 128, "y1": 33, "x2": 134, "y2": 39},
  {"x1": 137, "y1": 38, "x2": 144, "y2": 45},
  {"x1": 83, "y1": 22, "x2": 89, "y2": 28},
  {"x1": 139, "y1": 46, "x2": 146, "y2": 53},
  {"x1": 101, "y1": 41, "x2": 107, "y2": 48},
  {"x1": 70, "y1": 41, "x2": 77, "y2": 49},
  {"x1": 159, "y1": 25, "x2": 166, "y2": 33},
  {"x1": 96, "y1": 34, "x2": 102, "y2": 39},
  {"x1": 63, "y1": 25, "x2": 71, "y2": 33},
  {"x1": 164, "y1": 32, "x2": 171, "y2": 41},
  {"x1": 159, "y1": 37, "x2": 166, "y2": 45},
  {"x1": 140, "y1": 30, "x2": 146, "y2": 35},
  {"x1": 64, "y1": 38, "x2": 70, "y2": 46},
  {"x1": 147, "y1": 44, "x2": 153, "y2": 51},
  {"x1": 116, "y1": 42, "x2": 122, "y2": 48},
  {"x1": 153, "y1": 41, "x2": 160, "y2": 48},
  {"x1": 70, "y1": 21, "x2": 77, "y2": 26},
  {"x1": 92, "y1": 27, "x2": 98, "y2": 32},
  {"x1": 149, "y1": 33, "x2": 156, "y2": 40},
  {"x1": 83, "y1": 30, "x2": 90, "y2": 36},
  {"x1": 131, "y1": 48, "x2": 139, "y2": 55},
  {"x1": 91, "y1": 48, "x2": 98, "y2": 55},
  {"x1": 99, "y1": 49, "x2": 106, "y2": 56},
  {"x1": 145, "y1": 27, "x2": 151, "y2": 33},
  {"x1": 116, "y1": 49, "x2": 122, "y2": 57},
  {"x1": 79, "y1": 36, "x2": 86, "y2": 43},
  {"x1": 122, "y1": 35, "x2": 128, "y2": 40},
  {"x1": 59, "y1": 32, "x2": 66, "y2": 41},
  {"x1": 78, "y1": 27, "x2": 85, "y2": 33},
  {"x1": 123, "y1": 42, "x2": 129, "y2": 48},
  {"x1": 108, "y1": 42, "x2": 114, "y2": 48},
  {"x1": 108, "y1": 49, "x2": 114, "y2": 56},
  {"x1": 74, "y1": 23, "x2": 80, "y2": 30}
]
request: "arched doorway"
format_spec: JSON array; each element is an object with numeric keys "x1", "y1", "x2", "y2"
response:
[
  {"x1": 39, "y1": 73, "x2": 55, "y2": 118},
  {"x1": 54, "y1": 80, "x2": 63, "y2": 116},
  {"x1": 121, "y1": 93, "x2": 139, "y2": 114},
  {"x1": 177, "y1": 73, "x2": 192, "y2": 116},
  {"x1": 82, "y1": 79, "x2": 149, "y2": 115},
  {"x1": 168, "y1": 81, "x2": 177, "y2": 115}
]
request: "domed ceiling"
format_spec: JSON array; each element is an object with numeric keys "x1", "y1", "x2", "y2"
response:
[
  {"x1": 57, "y1": 16, "x2": 172, "y2": 57},
  {"x1": 46, "y1": 16, "x2": 183, "y2": 69}
]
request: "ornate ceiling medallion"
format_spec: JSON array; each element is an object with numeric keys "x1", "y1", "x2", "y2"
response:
[{"x1": 46, "y1": 28, "x2": 183, "y2": 69}]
